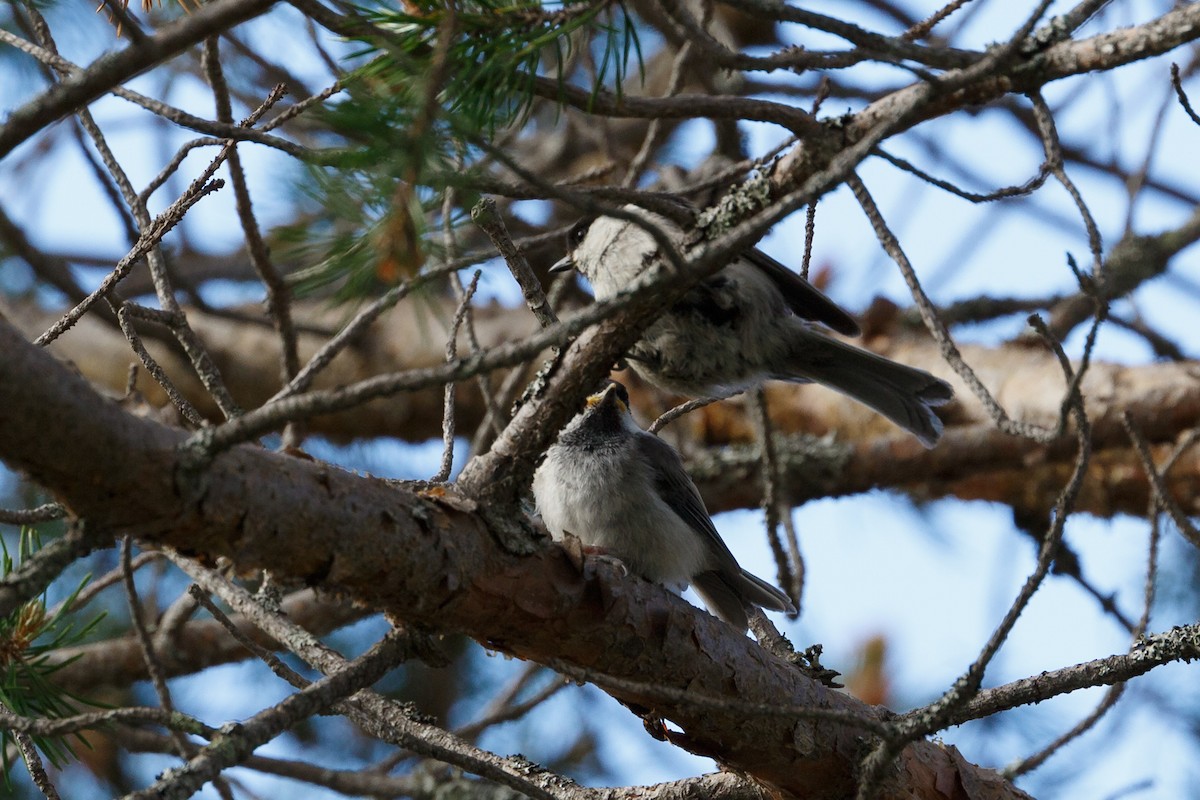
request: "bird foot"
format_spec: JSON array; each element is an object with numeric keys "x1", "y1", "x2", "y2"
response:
[{"x1": 582, "y1": 546, "x2": 629, "y2": 577}]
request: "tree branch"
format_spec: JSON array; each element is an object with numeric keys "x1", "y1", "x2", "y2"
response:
[
  {"x1": 0, "y1": 317, "x2": 1031, "y2": 799},
  {"x1": 0, "y1": 0, "x2": 280, "y2": 159}
]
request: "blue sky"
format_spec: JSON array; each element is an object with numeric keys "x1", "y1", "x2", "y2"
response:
[{"x1": 3, "y1": 2, "x2": 1200, "y2": 798}]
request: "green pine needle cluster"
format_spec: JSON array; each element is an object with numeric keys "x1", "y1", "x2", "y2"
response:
[
  {"x1": 285, "y1": 0, "x2": 641, "y2": 301},
  {"x1": 356, "y1": 0, "x2": 640, "y2": 134},
  {"x1": 1, "y1": 529, "x2": 104, "y2": 779}
]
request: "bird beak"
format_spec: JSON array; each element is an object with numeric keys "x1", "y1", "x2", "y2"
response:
[
  {"x1": 586, "y1": 382, "x2": 629, "y2": 415},
  {"x1": 549, "y1": 254, "x2": 575, "y2": 273}
]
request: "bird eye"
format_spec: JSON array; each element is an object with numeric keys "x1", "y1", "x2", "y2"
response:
[{"x1": 568, "y1": 218, "x2": 592, "y2": 246}]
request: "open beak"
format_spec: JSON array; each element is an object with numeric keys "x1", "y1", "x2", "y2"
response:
[
  {"x1": 549, "y1": 254, "x2": 575, "y2": 273},
  {"x1": 585, "y1": 382, "x2": 629, "y2": 415}
]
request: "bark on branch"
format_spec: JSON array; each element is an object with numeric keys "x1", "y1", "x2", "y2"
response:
[
  {"x1": 8, "y1": 295, "x2": 1196, "y2": 520},
  {"x1": 0, "y1": 318, "x2": 1028, "y2": 799}
]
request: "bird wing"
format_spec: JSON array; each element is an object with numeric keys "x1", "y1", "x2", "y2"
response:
[
  {"x1": 634, "y1": 431, "x2": 741, "y2": 575},
  {"x1": 742, "y1": 248, "x2": 861, "y2": 336}
]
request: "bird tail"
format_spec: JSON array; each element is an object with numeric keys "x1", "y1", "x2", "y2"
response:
[
  {"x1": 778, "y1": 331, "x2": 953, "y2": 448},
  {"x1": 693, "y1": 570, "x2": 795, "y2": 632}
]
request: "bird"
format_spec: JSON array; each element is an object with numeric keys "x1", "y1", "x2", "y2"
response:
[
  {"x1": 551, "y1": 206, "x2": 954, "y2": 447},
  {"x1": 532, "y1": 381, "x2": 795, "y2": 631}
]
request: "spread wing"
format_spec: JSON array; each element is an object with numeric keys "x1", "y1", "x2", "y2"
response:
[
  {"x1": 633, "y1": 431, "x2": 741, "y2": 576},
  {"x1": 743, "y1": 248, "x2": 861, "y2": 336}
]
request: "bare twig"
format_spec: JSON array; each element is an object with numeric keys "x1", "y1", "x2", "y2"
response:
[
  {"x1": 121, "y1": 536, "x2": 194, "y2": 766},
  {"x1": 546, "y1": 658, "x2": 885, "y2": 734},
  {"x1": 623, "y1": 40, "x2": 693, "y2": 188},
  {"x1": 1004, "y1": 460, "x2": 1162, "y2": 778},
  {"x1": 1170, "y1": 62, "x2": 1200, "y2": 126},
  {"x1": 800, "y1": 202, "x2": 817, "y2": 280},
  {"x1": 162, "y1": 551, "x2": 573, "y2": 800},
  {"x1": 123, "y1": 630, "x2": 413, "y2": 800},
  {"x1": 749, "y1": 389, "x2": 799, "y2": 612},
  {"x1": 849, "y1": 171, "x2": 1058, "y2": 443},
  {"x1": 113, "y1": 304, "x2": 206, "y2": 427},
  {"x1": 186, "y1": 585, "x2": 308, "y2": 687},
  {"x1": 262, "y1": 81, "x2": 343, "y2": 132},
  {"x1": 203, "y1": 39, "x2": 300, "y2": 440},
  {"x1": 268, "y1": 259, "x2": 466, "y2": 403},
  {"x1": 471, "y1": 198, "x2": 559, "y2": 329},
  {"x1": 34, "y1": 178, "x2": 224, "y2": 348},
  {"x1": 15, "y1": 730, "x2": 62, "y2": 800},
  {"x1": 1029, "y1": 92, "x2": 1104, "y2": 273},
  {"x1": 434, "y1": 270, "x2": 482, "y2": 482},
  {"x1": 0, "y1": 504, "x2": 65, "y2": 525},
  {"x1": 0, "y1": 0, "x2": 279, "y2": 159},
  {"x1": 902, "y1": 0, "x2": 978, "y2": 41},
  {"x1": 0, "y1": 706, "x2": 213, "y2": 741},
  {"x1": 454, "y1": 666, "x2": 569, "y2": 742},
  {"x1": 46, "y1": 552, "x2": 160, "y2": 619},
  {"x1": 1123, "y1": 414, "x2": 1200, "y2": 549},
  {"x1": 647, "y1": 394, "x2": 732, "y2": 435},
  {"x1": 873, "y1": 146, "x2": 1051, "y2": 203}
]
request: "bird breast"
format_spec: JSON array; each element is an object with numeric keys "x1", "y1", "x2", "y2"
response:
[{"x1": 533, "y1": 436, "x2": 709, "y2": 587}]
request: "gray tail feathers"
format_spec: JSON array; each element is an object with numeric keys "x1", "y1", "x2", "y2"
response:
[
  {"x1": 781, "y1": 331, "x2": 954, "y2": 448},
  {"x1": 692, "y1": 569, "x2": 796, "y2": 632}
]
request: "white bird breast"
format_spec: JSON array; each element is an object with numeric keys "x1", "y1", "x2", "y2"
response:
[{"x1": 533, "y1": 417, "x2": 710, "y2": 588}]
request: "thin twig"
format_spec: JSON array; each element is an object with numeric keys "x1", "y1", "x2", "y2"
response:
[
  {"x1": 546, "y1": 658, "x2": 886, "y2": 734},
  {"x1": 114, "y1": 303, "x2": 206, "y2": 427},
  {"x1": 749, "y1": 389, "x2": 799, "y2": 612},
  {"x1": 268, "y1": 259, "x2": 466, "y2": 403},
  {"x1": 121, "y1": 537, "x2": 194, "y2": 763},
  {"x1": 471, "y1": 198, "x2": 558, "y2": 329},
  {"x1": 203, "y1": 39, "x2": 301, "y2": 442},
  {"x1": 262, "y1": 80, "x2": 342, "y2": 132},
  {"x1": 1029, "y1": 92, "x2": 1104, "y2": 273},
  {"x1": 623, "y1": 40, "x2": 693, "y2": 188},
  {"x1": 1170, "y1": 62, "x2": 1200, "y2": 126},
  {"x1": 46, "y1": 552, "x2": 160, "y2": 619},
  {"x1": 800, "y1": 202, "x2": 817, "y2": 280},
  {"x1": 454, "y1": 666, "x2": 569, "y2": 742},
  {"x1": 1004, "y1": 442, "x2": 1163, "y2": 778},
  {"x1": 0, "y1": 504, "x2": 66, "y2": 525},
  {"x1": 647, "y1": 394, "x2": 732, "y2": 435},
  {"x1": 34, "y1": 178, "x2": 225, "y2": 348},
  {"x1": 434, "y1": 270, "x2": 482, "y2": 482},
  {"x1": 849, "y1": 171, "x2": 1058, "y2": 443},
  {"x1": 468, "y1": 270, "x2": 578, "y2": 456},
  {"x1": 873, "y1": 146, "x2": 1051, "y2": 203},
  {"x1": 440, "y1": 168, "x2": 503, "y2": 468},
  {"x1": 0, "y1": 706, "x2": 214, "y2": 740},
  {"x1": 187, "y1": 585, "x2": 308, "y2": 687},
  {"x1": 1123, "y1": 414, "x2": 1200, "y2": 549},
  {"x1": 15, "y1": 730, "x2": 62, "y2": 800},
  {"x1": 902, "y1": 0, "x2": 978, "y2": 41}
]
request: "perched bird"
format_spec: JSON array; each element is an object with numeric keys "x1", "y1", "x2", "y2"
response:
[
  {"x1": 552, "y1": 206, "x2": 954, "y2": 447},
  {"x1": 532, "y1": 381, "x2": 794, "y2": 631}
]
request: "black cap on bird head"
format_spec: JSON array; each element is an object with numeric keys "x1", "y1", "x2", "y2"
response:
[{"x1": 550, "y1": 216, "x2": 597, "y2": 273}]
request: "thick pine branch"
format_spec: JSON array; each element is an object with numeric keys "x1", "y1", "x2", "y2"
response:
[
  {"x1": 0, "y1": 318, "x2": 1032, "y2": 799},
  {"x1": 6, "y1": 296, "x2": 1197, "y2": 520}
]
